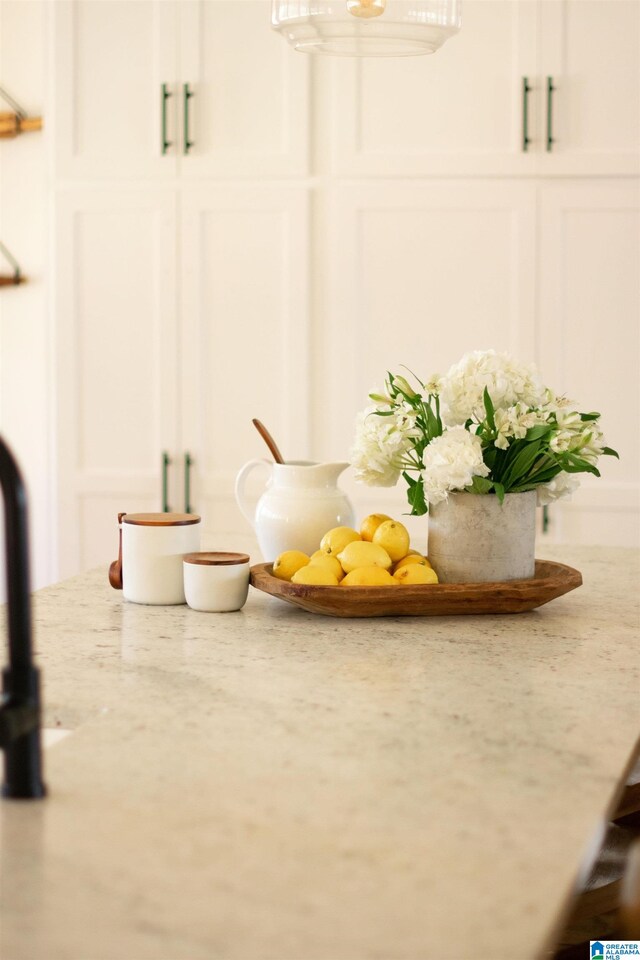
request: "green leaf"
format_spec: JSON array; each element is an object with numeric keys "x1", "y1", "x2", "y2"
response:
[
  {"x1": 493, "y1": 482, "x2": 505, "y2": 503},
  {"x1": 483, "y1": 387, "x2": 496, "y2": 431},
  {"x1": 501, "y1": 439, "x2": 543, "y2": 488},
  {"x1": 525, "y1": 424, "x2": 552, "y2": 442},
  {"x1": 603, "y1": 446, "x2": 620, "y2": 459},
  {"x1": 467, "y1": 476, "x2": 494, "y2": 495},
  {"x1": 579, "y1": 412, "x2": 601, "y2": 421},
  {"x1": 559, "y1": 453, "x2": 601, "y2": 476},
  {"x1": 404, "y1": 474, "x2": 428, "y2": 516}
]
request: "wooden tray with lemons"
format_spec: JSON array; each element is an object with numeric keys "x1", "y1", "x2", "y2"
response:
[{"x1": 249, "y1": 517, "x2": 582, "y2": 619}]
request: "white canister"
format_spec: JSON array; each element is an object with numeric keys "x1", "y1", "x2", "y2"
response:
[
  {"x1": 183, "y1": 552, "x2": 251, "y2": 612},
  {"x1": 121, "y1": 513, "x2": 201, "y2": 605}
]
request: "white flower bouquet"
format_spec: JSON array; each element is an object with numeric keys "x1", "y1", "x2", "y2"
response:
[{"x1": 351, "y1": 349, "x2": 619, "y2": 515}]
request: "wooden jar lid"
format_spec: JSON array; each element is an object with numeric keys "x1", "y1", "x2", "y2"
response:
[
  {"x1": 183, "y1": 552, "x2": 250, "y2": 565},
  {"x1": 123, "y1": 513, "x2": 201, "y2": 526}
]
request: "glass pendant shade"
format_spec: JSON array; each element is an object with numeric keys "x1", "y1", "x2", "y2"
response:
[{"x1": 272, "y1": 0, "x2": 462, "y2": 57}]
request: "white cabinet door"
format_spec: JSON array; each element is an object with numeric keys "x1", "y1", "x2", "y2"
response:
[
  {"x1": 540, "y1": 0, "x2": 640, "y2": 175},
  {"x1": 179, "y1": 184, "x2": 311, "y2": 537},
  {"x1": 179, "y1": 0, "x2": 310, "y2": 178},
  {"x1": 331, "y1": 0, "x2": 539, "y2": 176},
  {"x1": 321, "y1": 180, "x2": 537, "y2": 521},
  {"x1": 53, "y1": 0, "x2": 309, "y2": 182},
  {"x1": 538, "y1": 180, "x2": 640, "y2": 546},
  {"x1": 55, "y1": 189, "x2": 179, "y2": 576},
  {"x1": 52, "y1": 0, "x2": 178, "y2": 180}
]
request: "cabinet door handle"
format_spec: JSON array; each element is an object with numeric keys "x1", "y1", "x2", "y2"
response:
[
  {"x1": 183, "y1": 83, "x2": 194, "y2": 154},
  {"x1": 546, "y1": 76, "x2": 556, "y2": 152},
  {"x1": 161, "y1": 83, "x2": 172, "y2": 155},
  {"x1": 162, "y1": 451, "x2": 171, "y2": 513},
  {"x1": 522, "y1": 77, "x2": 532, "y2": 152},
  {"x1": 184, "y1": 452, "x2": 193, "y2": 514}
]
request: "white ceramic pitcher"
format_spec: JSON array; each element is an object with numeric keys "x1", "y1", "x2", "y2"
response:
[{"x1": 235, "y1": 460, "x2": 355, "y2": 561}]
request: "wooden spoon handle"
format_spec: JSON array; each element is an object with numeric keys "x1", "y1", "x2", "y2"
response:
[
  {"x1": 252, "y1": 419, "x2": 285, "y2": 464},
  {"x1": 108, "y1": 512, "x2": 125, "y2": 589}
]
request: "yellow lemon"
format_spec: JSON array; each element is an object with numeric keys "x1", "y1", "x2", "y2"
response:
[
  {"x1": 393, "y1": 564, "x2": 439, "y2": 585},
  {"x1": 341, "y1": 566, "x2": 397, "y2": 586},
  {"x1": 291, "y1": 565, "x2": 339, "y2": 586},
  {"x1": 337, "y1": 540, "x2": 392, "y2": 574},
  {"x1": 308, "y1": 553, "x2": 344, "y2": 581},
  {"x1": 319, "y1": 526, "x2": 361, "y2": 556},
  {"x1": 359, "y1": 513, "x2": 392, "y2": 542},
  {"x1": 372, "y1": 520, "x2": 411, "y2": 562},
  {"x1": 393, "y1": 554, "x2": 432, "y2": 573},
  {"x1": 272, "y1": 550, "x2": 310, "y2": 582}
]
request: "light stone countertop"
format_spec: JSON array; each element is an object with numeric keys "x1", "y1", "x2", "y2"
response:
[{"x1": 1, "y1": 541, "x2": 639, "y2": 960}]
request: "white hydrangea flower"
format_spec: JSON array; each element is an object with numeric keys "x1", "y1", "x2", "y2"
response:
[
  {"x1": 422, "y1": 427, "x2": 490, "y2": 504},
  {"x1": 350, "y1": 406, "x2": 419, "y2": 487},
  {"x1": 439, "y1": 349, "x2": 545, "y2": 426},
  {"x1": 536, "y1": 471, "x2": 580, "y2": 505}
]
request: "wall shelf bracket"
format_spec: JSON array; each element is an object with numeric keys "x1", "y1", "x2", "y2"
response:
[{"x1": 0, "y1": 243, "x2": 26, "y2": 287}]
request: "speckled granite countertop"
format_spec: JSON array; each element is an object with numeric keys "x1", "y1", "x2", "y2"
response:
[{"x1": 1, "y1": 542, "x2": 639, "y2": 960}]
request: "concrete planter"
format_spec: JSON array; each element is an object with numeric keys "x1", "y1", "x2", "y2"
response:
[{"x1": 427, "y1": 491, "x2": 537, "y2": 583}]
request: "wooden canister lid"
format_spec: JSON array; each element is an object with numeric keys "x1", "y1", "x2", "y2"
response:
[
  {"x1": 123, "y1": 513, "x2": 201, "y2": 526},
  {"x1": 183, "y1": 552, "x2": 250, "y2": 565}
]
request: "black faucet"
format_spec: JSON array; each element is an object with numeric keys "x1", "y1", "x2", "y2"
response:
[{"x1": 0, "y1": 436, "x2": 46, "y2": 799}]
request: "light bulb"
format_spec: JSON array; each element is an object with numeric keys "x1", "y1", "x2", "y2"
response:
[{"x1": 346, "y1": 0, "x2": 387, "y2": 19}]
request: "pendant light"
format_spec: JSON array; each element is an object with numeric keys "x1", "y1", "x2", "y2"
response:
[{"x1": 272, "y1": 0, "x2": 462, "y2": 57}]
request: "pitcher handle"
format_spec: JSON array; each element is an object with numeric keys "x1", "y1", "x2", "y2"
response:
[{"x1": 235, "y1": 459, "x2": 271, "y2": 527}]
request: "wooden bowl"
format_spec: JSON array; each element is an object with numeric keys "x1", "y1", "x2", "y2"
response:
[{"x1": 249, "y1": 559, "x2": 582, "y2": 618}]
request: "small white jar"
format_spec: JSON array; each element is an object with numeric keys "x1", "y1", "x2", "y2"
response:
[
  {"x1": 183, "y1": 552, "x2": 251, "y2": 612},
  {"x1": 121, "y1": 513, "x2": 201, "y2": 605}
]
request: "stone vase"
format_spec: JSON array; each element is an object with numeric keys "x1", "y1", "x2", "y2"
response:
[{"x1": 427, "y1": 491, "x2": 537, "y2": 583}]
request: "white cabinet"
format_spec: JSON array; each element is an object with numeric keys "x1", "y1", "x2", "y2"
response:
[
  {"x1": 55, "y1": 184, "x2": 310, "y2": 575},
  {"x1": 54, "y1": 189, "x2": 179, "y2": 576},
  {"x1": 52, "y1": 0, "x2": 309, "y2": 181},
  {"x1": 537, "y1": 180, "x2": 640, "y2": 546},
  {"x1": 179, "y1": 185, "x2": 311, "y2": 536},
  {"x1": 48, "y1": 0, "x2": 639, "y2": 577},
  {"x1": 52, "y1": 0, "x2": 311, "y2": 575},
  {"x1": 52, "y1": 0, "x2": 177, "y2": 180},
  {"x1": 540, "y1": 0, "x2": 640, "y2": 175},
  {"x1": 319, "y1": 178, "x2": 640, "y2": 546},
  {"x1": 331, "y1": 0, "x2": 640, "y2": 177},
  {"x1": 331, "y1": 0, "x2": 539, "y2": 176},
  {"x1": 320, "y1": 180, "x2": 537, "y2": 459}
]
